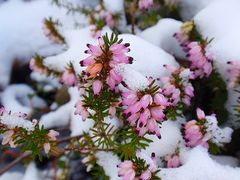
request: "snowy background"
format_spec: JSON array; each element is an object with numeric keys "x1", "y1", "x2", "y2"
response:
[{"x1": 1, "y1": 0, "x2": 240, "y2": 179}]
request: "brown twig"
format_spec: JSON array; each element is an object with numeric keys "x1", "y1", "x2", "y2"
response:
[
  {"x1": 57, "y1": 135, "x2": 82, "y2": 144},
  {"x1": 64, "y1": 147, "x2": 114, "y2": 153},
  {"x1": 0, "y1": 152, "x2": 31, "y2": 176}
]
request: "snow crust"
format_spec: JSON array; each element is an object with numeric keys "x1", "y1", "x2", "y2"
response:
[
  {"x1": 159, "y1": 147, "x2": 240, "y2": 180},
  {"x1": 140, "y1": 18, "x2": 185, "y2": 59},
  {"x1": 1, "y1": 84, "x2": 46, "y2": 114},
  {"x1": 180, "y1": 0, "x2": 215, "y2": 20},
  {"x1": 96, "y1": 151, "x2": 121, "y2": 180},
  {"x1": 143, "y1": 120, "x2": 183, "y2": 158},
  {"x1": 0, "y1": 0, "x2": 87, "y2": 88}
]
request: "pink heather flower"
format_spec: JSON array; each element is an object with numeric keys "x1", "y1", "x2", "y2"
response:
[
  {"x1": 174, "y1": 30, "x2": 213, "y2": 79},
  {"x1": 105, "y1": 12, "x2": 115, "y2": 28},
  {"x1": 165, "y1": 154, "x2": 181, "y2": 168},
  {"x1": 109, "y1": 106, "x2": 116, "y2": 118},
  {"x1": 117, "y1": 161, "x2": 136, "y2": 180},
  {"x1": 185, "y1": 85, "x2": 194, "y2": 97},
  {"x1": 227, "y1": 61, "x2": 240, "y2": 88},
  {"x1": 138, "y1": 0, "x2": 153, "y2": 10},
  {"x1": 137, "y1": 152, "x2": 158, "y2": 180},
  {"x1": 43, "y1": 142, "x2": 51, "y2": 154},
  {"x1": 140, "y1": 170, "x2": 152, "y2": 180},
  {"x1": 183, "y1": 109, "x2": 212, "y2": 148},
  {"x1": 184, "y1": 120, "x2": 204, "y2": 147},
  {"x1": 161, "y1": 67, "x2": 194, "y2": 107},
  {"x1": 140, "y1": 94, "x2": 153, "y2": 109},
  {"x1": 154, "y1": 93, "x2": 168, "y2": 107},
  {"x1": 186, "y1": 42, "x2": 213, "y2": 78},
  {"x1": 0, "y1": 107, "x2": 6, "y2": 114},
  {"x1": 74, "y1": 100, "x2": 89, "y2": 121},
  {"x1": 61, "y1": 69, "x2": 77, "y2": 86},
  {"x1": 196, "y1": 107, "x2": 205, "y2": 120},
  {"x1": 47, "y1": 130, "x2": 59, "y2": 141},
  {"x1": 29, "y1": 58, "x2": 44, "y2": 74},
  {"x1": 122, "y1": 82, "x2": 167, "y2": 137},
  {"x1": 174, "y1": 32, "x2": 189, "y2": 51},
  {"x1": 93, "y1": 80, "x2": 103, "y2": 95},
  {"x1": 80, "y1": 36, "x2": 132, "y2": 90},
  {"x1": 2, "y1": 130, "x2": 15, "y2": 148}
]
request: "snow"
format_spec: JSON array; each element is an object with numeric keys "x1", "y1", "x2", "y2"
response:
[
  {"x1": 39, "y1": 86, "x2": 95, "y2": 136},
  {"x1": 120, "y1": 34, "x2": 179, "y2": 78},
  {"x1": 143, "y1": 120, "x2": 183, "y2": 159},
  {"x1": 96, "y1": 151, "x2": 121, "y2": 180},
  {"x1": 43, "y1": 26, "x2": 112, "y2": 73},
  {"x1": 180, "y1": 0, "x2": 215, "y2": 20},
  {"x1": 116, "y1": 64, "x2": 149, "y2": 91},
  {"x1": 205, "y1": 115, "x2": 233, "y2": 146},
  {"x1": 1, "y1": 0, "x2": 239, "y2": 179},
  {"x1": 140, "y1": 18, "x2": 185, "y2": 59},
  {"x1": 1, "y1": 84, "x2": 46, "y2": 115},
  {"x1": 0, "y1": 0, "x2": 87, "y2": 88},
  {"x1": 70, "y1": 112, "x2": 95, "y2": 136},
  {"x1": 158, "y1": 147, "x2": 240, "y2": 180},
  {"x1": 211, "y1": 155, "x2": 239, "y2": 167},
  {"x1": 30, "y1": 72, "x2": 61, "y2": 92},
  {"x1": 193, "y1": 0, "x2": 240, "y2": 125},
  {"x1": 0, "y1": 112, "x2": 35, "y2": 131},
  {"x1": 44, "y1": 26, "x2": 178, "y2": 79},
  {"x1": 0, "y1": 172, "x2": 23, "y2": 180},
  {"x1": 22, "y1": 163, "x2": 41, "y2": 180},
  {"x1": 40, "y1": 87, "x2": 78, "y2": 129},
  {"x1": 103, "y1": 0, "x2": 124, "y2": 13}
]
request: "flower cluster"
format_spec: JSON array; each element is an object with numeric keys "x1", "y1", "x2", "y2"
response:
[
  {"x1": 30, "y1": 54, "x2": 46, "y2": 74},
  {"x1": 80, "y1": 34, "x2": 132, "y2": 92},
  {"x1": 227, "y1": 61, "x2": 240, "y2": 88},
  {"x1": 186, "y1": 42, "x2": 213, "y2": 78},
  {"x1": 61, "y1": 63, "x2": 78, "y2": 86},
  {"x1": 42, "y1": 18, "x2": 65, "y2": 44},
  {"x1": 117, "y1": 160, "x2": 136, "y2": 179},
  {"x1": 74, "y1": 98, "x2": 89, "y2": 121},
  {"x1": 122, "y1": 80, "x2": 167, "y2": 138},
  {"x1": 83, "y1": 4, "x2": 121, "y2": 38},
  {"x1": 138, "y1": 0, "x2": 154, "y2": 10},
  {"x1": 30, "y1": 54, "x2": 60, "y2": 77},
  {"x1": 164, "y1": 152, "x2": 181, "y2": 168},
  {"x1": 117, "y1": 152, "x2": 158, "y2": 180},
  {"x1": 75, "y1": 34, "x2": 132, "y2": 121},
  {"x1": 160, "y1": 66, "x2": 194, "y2": 107},
  {"x1": 174, "y1": 21, "x2": 213, "y2": 78},
  {"x1": 183, "y1": 108, "x2": 232, "y2": 149},
  {"x1": 0, "y1": 107, "x2": 59, "y2": 157}
]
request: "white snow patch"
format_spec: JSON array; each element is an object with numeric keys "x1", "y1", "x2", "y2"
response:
[
  {"x1": 159, "y1": 147, "x2": 240, "y2": 180},
  {"x1": 180, "y1": 0, "x2": 216, "y2": 20},
  {"x1": 22, "y1": 163, "x2": 41, "y2": 180},
  {"x1": 0, "y1": 0, "x2": 87, "y2": 88},
  {"x1": 1, "y1": 84, "x2": 46, "y2": 114},
  {"x1": 0, "y1": 172, "x2": 23, "y2": 180},
  {"x1": 140, "y1": 18, "x2": 185, "y2": 59},
  {"x1": 96, "y1": 151, "x2": 121, "y2": 180},
  {"x1": 143, "y1": 120, "x2": 183, "y2": 158}
]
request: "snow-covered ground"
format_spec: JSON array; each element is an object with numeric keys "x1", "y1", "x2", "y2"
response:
[{"x1": 1, "y1": 0, "x2": 240, "y2": 179}]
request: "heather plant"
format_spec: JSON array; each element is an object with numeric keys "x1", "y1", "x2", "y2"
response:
[{"x1": 0, "y1": 1, "x2": 239, "y2": 179}]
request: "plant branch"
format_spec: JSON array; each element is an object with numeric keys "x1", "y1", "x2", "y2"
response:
[
  {"x1": 0, "y1": 152, "x2": 31, "y2": 176},
  {"x1": 0, "y1": 135, "x2": 82, "y2": 176}
]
